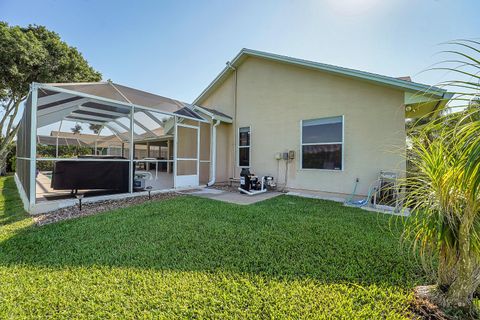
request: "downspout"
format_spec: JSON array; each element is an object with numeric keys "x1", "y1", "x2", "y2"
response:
[
  {"x1": 226, "y1": 62, "x2": 237, "y2": 179},
  {"x1": 207, "y1": 118, "x2": 221, "y2": 186}
]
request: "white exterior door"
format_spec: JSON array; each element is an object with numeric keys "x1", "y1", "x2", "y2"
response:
[{"x1": 174, "y1": 122, "x2": 200, "y2": 188}]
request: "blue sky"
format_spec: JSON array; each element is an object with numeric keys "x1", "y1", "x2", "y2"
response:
[{"x1": 1, "y1": 0, "x2": 479, "y2": 103}]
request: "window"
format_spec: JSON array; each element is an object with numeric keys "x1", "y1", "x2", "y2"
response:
[
  {"x1": 238, "y1": 126, "x2": 250, "y2": 167},
  {"x1": 301, "y1": 116, "x2": 343, "y2": 170}
]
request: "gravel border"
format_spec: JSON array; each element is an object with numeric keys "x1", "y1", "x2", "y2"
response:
[
  {"x1": 210, "y1": 184, "x2": 240, "y2": 193},
  {"x1": 211, "y1": 183, "x2": 281, "y2": 194},
  {"x1": 34, "y1": 191, "x2": 182, "y2": 226},
  {"x1": 33, "y1": 182, "x2": 278, "y2": 226}
]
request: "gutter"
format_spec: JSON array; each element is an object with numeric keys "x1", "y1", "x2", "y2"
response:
[{"x1": 207, "y1": 119, "x2": 221, "y2": 186}]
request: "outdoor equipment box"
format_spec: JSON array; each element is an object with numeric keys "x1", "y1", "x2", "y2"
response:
[{"x1": 51, "y1": 156, "x2": 130, "y2": 192}]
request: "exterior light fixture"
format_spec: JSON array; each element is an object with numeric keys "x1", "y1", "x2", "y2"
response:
[
  {"x1": 146, "y1": 186, "x2": 153, "y2": 200},
  {"x1": 76, "y1": 194, "x2": 84, "y2": 211}
]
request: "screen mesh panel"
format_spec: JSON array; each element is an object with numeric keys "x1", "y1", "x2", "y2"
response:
[
  {"x1": 177, "y1": 160, "x2": 197, "y2": 176},
  {"x1": 16, "y1": 95, "x2": 33, "y2": 201},
  {"x1": 177, "y1": 126, "x2": 198, "y2": 159},
  {"x1": 16, "y1": 158, "x2": 31, "y2": 201}
]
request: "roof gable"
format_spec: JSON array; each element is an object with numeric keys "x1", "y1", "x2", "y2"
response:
[{"x1": 193, "y1": 48, "x2": 448, "y2": 105}]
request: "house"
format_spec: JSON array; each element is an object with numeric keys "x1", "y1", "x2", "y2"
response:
[
  {"x1": 194, "y1": 49, "x2": 451, "y2": 197},
  {"x1": 15, "y1": 49, "x2": 450, "y2": 213}
]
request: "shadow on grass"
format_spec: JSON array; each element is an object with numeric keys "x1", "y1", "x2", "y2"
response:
[
  {"x1": 0, "y1": 194, "x2": 424, "y2": 287},
  {"x1": 0, "y1": 176, "x2": 28, "y2": 227}
]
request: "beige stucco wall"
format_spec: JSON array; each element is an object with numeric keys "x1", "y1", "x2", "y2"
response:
[
  {"x1": 213, "y1": 123, "x2": 233, "y2": 182},
  {"x1": 199, "y1": 122, "x2": 211, "y2": 184},
  {"x1": 199, "y1": 56, "x2": 406, "y2": 196},
  {"x1": 200, "y1": 77, "x2": 234, "y2": 183}
]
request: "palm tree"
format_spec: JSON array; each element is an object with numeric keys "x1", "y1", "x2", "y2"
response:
[
  {"x1": 70, "y1": 123, "x2": 82, "y2": 135},
  {"x1": 403, "y1": 40, "x2": 480, "y2": 312},
  {"x1": 89, "y1": 124, "x2": 103, "y2": 135}
]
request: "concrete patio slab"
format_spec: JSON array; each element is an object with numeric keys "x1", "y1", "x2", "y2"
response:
[
  {"x1": 286, "y1": 189, "x2": 355, "y2": 203},
  {"x1": 183, "y1": 188, "x2": 282, "y2": 205}
]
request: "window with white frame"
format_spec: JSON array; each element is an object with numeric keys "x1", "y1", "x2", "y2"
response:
[
  {"x1": 238, "y1": 126, "x2": 250, "y2": 167},
  {"x1": 301, "y1": 116, "x2": 343, "y2": 170}
]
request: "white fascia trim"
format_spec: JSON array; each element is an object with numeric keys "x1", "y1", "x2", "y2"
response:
[
  {"x1": 193, "y1": 48, "x2": 448, "y2": 105},
  {"x1": 192, "y1": 106, "x2": 233, "y2": 124},
  {"x1": 194, "y1": 106, "x2": 213, "y2": 117},
  {"x1": 242, "y1": 49, "x2": 447, "y2": 95}
]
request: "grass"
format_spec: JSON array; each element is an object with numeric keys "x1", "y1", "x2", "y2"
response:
[{"x1": 0, "y1": 176, "x2": 424, "y2": 319}]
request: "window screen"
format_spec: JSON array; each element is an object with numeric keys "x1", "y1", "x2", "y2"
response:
[{"x1": 301, "y1": 116, "x2": 343, "y2": 170}]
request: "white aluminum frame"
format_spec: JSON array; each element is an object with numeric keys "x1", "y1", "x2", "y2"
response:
[
  {"x1": 35, "y1": 83, "x2": 208, "y2": 124},
  {"x1": 173, "y1": 116, "x2": 178, "y2": 188},
  {"x1": 129, "y1": 106, "x2": 135, "y2": 193},
  {"x1": 131, "y1": 137, "x2": 174, "y2": 182},
  {"x1": 174, "y1": 121, "x2": 200, "y2": 188},
  {"x1": 237, "y1": 125, "x2": 251, "y2": 168},
  {"x1": 299, "y1": 115, "x2": 345, "y2": 171},
  {"x1": 20, "y1": 84, "x2": 207, "y2": 212},
  {"x1": 29, "y1": 84, "x2": 38, "y2": 210}
]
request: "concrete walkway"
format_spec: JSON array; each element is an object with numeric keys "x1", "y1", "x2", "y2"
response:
[{"x1": 183, "y1": 188, "x2": 282, "y2": 205}]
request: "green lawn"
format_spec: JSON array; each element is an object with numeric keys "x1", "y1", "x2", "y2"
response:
[{"x1": 0, "y1": 176, "x2": 423, "y2": 319}]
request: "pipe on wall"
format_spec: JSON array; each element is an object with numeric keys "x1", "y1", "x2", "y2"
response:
[{"x1": 226, "y1": 61, "x2": 237, "y2": 179}]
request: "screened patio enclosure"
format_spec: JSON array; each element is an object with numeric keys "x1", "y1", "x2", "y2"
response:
[{"x1": 16, "y1": 82, "x2": 213, "y2": 213}]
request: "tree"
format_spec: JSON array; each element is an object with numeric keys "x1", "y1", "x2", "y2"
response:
[
  {"x1": 403, "y1": 40, "x2": 480, "y2": 313},
  {"x1": 70, "y1": 124, "x2": 82, "y2": 135},
  {"x1": 0, "y1": 22, "x2": 101, "y2": 174},
  {"x1": 89, "y1": 124, "x2": 103, "y2": 134}
]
